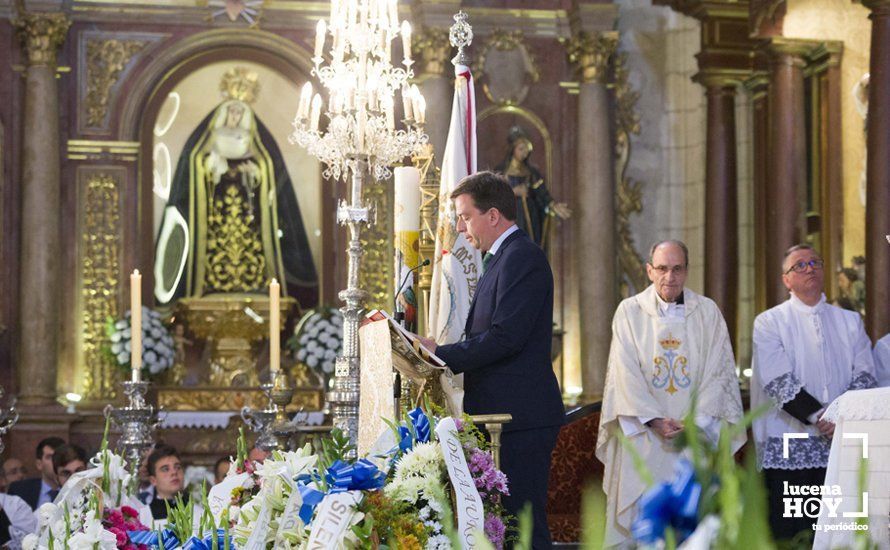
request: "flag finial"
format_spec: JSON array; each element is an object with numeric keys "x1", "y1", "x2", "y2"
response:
[{"x1": 449, "y1": 11, "x2": 473, "y2": 66}]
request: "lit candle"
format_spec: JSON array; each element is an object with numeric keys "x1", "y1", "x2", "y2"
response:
[
  {"x1": 310, "y1": 94, "x2": 322, "y2": 132},
  {"x1": 314, "y1": 19, "x2": 327, "y2": 59},
  {"x1": 401, "y1": 85, "x2": 413, "y2": 121},
  {"x1": 269, "y1": 279, "x2": 280, "y2": 375},
  {"x1": 330, "y1": 0, "x2": 339, "y2": 22},
  {"x1": 384, "y1": 96, "x2": 394, "y2": 130},
  {"x1": 377, "y1": 0, "x2": 388, "y2": 29},
  {"x1": 401, "y1": 20, "x2": 412, "y2": 61},
  {"x1": 388, "y1": 0, "x2": 398, "y2": 30},
  {"x1": 415, "y1": 93, "x2": 426, "y2": 124},
  {"x1": 130, "y1": 270, "x2": 142, "y2": 382},
  {"x1": 410, "y1": 84, "x2": 422, "y2": 121},
  {"x1": 297, "y1": 82, "x2": 312, "y2": 120}
]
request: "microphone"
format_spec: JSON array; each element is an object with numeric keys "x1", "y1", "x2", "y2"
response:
[{"x1": 394, "y1": 258, "x2": 430, "y2": 322}]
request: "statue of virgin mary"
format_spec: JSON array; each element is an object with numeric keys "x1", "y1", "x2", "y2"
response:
[{"x1": 154, "y1": 68, "x2": 318, "y2": 307}]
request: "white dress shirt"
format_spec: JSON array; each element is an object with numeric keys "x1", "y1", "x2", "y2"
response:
[{"x1": 486, "y1": 224, "x2": 519, "y2": 257}]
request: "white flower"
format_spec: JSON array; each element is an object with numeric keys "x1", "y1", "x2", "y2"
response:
[
  {"x1": 322, "y1": 361, "x2": 334, "y2": 374},
  {"x1": 144, "y1": 350, "x2": 157, "y2": 364},
  {"x1": 22, "y1": 534, "x2": 37, "y2": 550},
  {"x1": 299, "y1": 334, "x2": 310, "y2": 345},
  {"x1": 143, "y1": 337, "x2": 156, "y2": 349},
  {"x1": 116, "y1": 351, "x2": 129, "y2": 365},
  {"x1": 111, "y1": 342, "x2": 123, "y2": 354},
  {"x1": 306, "y1": 356, "x2": 318, "y2": 368},
  {"x1": 69, "y1": 511, "x2": 117, "y2": 549},
  {"x1": 325, "y1": 339, "x2": 339, "y2": 350},
  {"x1": 296, "y1": 348, "x2": 308, "y2": 361},
  {"x1": 37, "y1": 502, "x2": 60, "y2": 525},
  {"x1": 110, "y1": 332, "x2": 122, "y2": 343},
  {"x1": 122, "y1": 328, "x2": 131, "y2": 338},
  {"x1": 114, "y1": 320, "x2": 128, "y2": 330}
]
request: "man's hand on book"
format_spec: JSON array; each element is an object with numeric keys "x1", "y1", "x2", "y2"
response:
[{"x1": 416, "y1": 335, "x2": 437, "y2": 355}]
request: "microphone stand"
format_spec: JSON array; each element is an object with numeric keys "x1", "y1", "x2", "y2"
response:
[{"x1": 392, "y1": 258, "x2": 429, "y2": 417}]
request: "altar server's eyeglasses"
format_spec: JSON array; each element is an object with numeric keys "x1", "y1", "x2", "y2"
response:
[{"x1": 785, "y1": 259, "x2": 824, "y2": 274}]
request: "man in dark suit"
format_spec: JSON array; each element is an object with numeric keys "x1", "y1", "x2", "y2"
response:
[
  {"x1": 7, "y1": 436, "x2": 64, "y2": 510},
  {"x1": 419, "y1": 171, "x2": 564, "y2": 548}
]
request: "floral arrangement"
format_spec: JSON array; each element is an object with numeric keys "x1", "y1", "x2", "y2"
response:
[
  {"x1": 24, "y1": 422, "x2": 152, "y2": 550},
  {"x1": 106, "y1": 306, "x2": 175, "y2": 379},
  {"x1": 288, "y1": 307, "x2": 343, "y2": 381}
]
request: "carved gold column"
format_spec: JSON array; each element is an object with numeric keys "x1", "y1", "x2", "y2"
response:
[
  {"x1": 566, "y1": 30, "x2": 618, "y2": 401},
  {"x1": 413, "y1": 27, "x2": 452, "y2": 159},
  {"x1": 15, "y1": 13, "x2": 70, "y2": 406}
]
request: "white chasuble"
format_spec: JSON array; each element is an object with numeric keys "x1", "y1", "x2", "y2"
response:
[{"x1": 596, "y1": 285, "x2": 745, "y2": 547}]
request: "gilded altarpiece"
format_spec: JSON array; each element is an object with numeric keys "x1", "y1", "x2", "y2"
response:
[
  {"x1": 78, "y1": 31, "x2": 166, "y2": 134},
  {"x1": 76, "y1": 168, "x2": 124, "y2": 402}
]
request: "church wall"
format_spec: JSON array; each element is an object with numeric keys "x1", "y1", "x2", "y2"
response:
[
  {"x1": 472, "y1": 33, "x2": 578, "y2": 393},
  {"x1": 616, "y1": 0, "x2": 706, "y2": 291},
  {"x1": 783, "y1": 0, "x2": 871, "y2": 267}
]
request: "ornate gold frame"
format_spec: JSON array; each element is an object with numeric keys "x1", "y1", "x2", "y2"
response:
[{"x1": 473, "y1": 29, "x2": 541, "y2": 106}]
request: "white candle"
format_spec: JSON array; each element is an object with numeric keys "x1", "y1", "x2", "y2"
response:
[
  {"x1": 415, "y1": 93, "x2": 426, "y2": 124},
  {"x1": 388, "y1": 0, "x2": 398, "y2": 30},
  {"x1": 130, "y1": 270, "x2": 142, "y2": 382},
  {"x1": 344, "y1": 81, "x2": 355, "y2": 111},
  {"x1": 297, "y1": 82, "x2": 312, "y2": 120},
  {"x1": 384, "y1": 97, "x2": 394, "y2": 130},
  {"x1": 410, "y1": 84, "x2": 422, "y2": 122},
  {"x1": 367, "y1": 74, "x2": 378, "y2": 111},
  {"x1": 401, "y1": 85, "x2": 413, "y2": 121},
  {"x1": 314, "y1": 19, "x2": 327, "y2": 59},
  {"x1": 330, "y1": 0, "x2": 339, "y2": 22},
  {"x1": 310, "y1": 94, "x2": 322, "y2": 132},
  {"x1": 394, "y1": 166, "x2": 422, "y2": 232},
  {"x1": 269, "y1": 279, "x2": 280, "y2": 375},
  {"x1": 401, "y1": 20, "x2": 412, "y2": 61}
]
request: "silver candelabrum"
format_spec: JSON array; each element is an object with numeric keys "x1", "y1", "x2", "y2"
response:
[
  {"x1": 328, "y1": 156, "x2": 372, "y2": 449},
  {"x1": 105, "y1": 381, "x2": 158, "y2": 472},
  {"x1": 241, "y1": 370, "x2": 301, "y2": 451},
  {"x1": 0, "y1": 386, "x2": 18, "y2": 455}
]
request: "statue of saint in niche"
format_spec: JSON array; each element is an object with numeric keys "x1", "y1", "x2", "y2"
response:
[
  {"x1": 154, "y1": 68, "x2": 318, "y2": 307},
  {"x1": 494, "y1": 126, "x2": 571, "y2": 248}
]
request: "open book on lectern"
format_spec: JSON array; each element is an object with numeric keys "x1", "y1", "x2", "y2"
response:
[{"x1": 364, "y1": 309, "x2": 447, "y2": 383}]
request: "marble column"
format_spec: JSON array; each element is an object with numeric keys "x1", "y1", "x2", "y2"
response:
[
  {"x1": 765, "y1": 41, "x2": 808, "y2": 307},
  {"x1": 863, "y1": 0, "x2": 890, "y2": 340},
  {"x1": 567, "y1": 31, "x2": 618, "y2": 400},
  {"x1": 14, "y1": 13, "x2": 70, "y2": 406},
  {"x1": 699, "y1": 75, "x2": 739, "y2": 342},
  {"x1": 413, "y1": 26, "x2": 452, "y2": 160}
]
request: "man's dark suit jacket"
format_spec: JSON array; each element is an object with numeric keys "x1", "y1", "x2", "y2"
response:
[
  {"x1": 436, "y1": 229, "x2": 564, "y2": 432},
  {"x1": 7, "y1": 477, "x2": 43, "y2": 511}
]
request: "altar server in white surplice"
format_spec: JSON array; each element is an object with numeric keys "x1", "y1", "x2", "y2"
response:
[
  {"x1": 751, "y1": 244, "x2": 877, "y2": 542},
  {"x1": 597, "y1": 240, "x2": 745, "y2": 548},
  {"x1": 874, "y1": 333, "x2": 890, "y2": 387}
]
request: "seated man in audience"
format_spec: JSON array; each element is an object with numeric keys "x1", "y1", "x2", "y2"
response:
[
  {"x1": 597, "y1": 239, "x2": 745, "y2": 547},
  {"x1": 751, "y1": 244, "x2": 877, "y2": 541},
  {"x1": 146, "y1": 445, "x2": 187, "y2": 523},
  {"x1": 8, "y1": 437, "x2": 64, "y2": 510},
  {"x1": 0, "y1": 458, "x2": 25, "y2": 493},
  {"x1": 52, "y1": 444, "x2": 88, "y2": 492},
  {"x1": 214, "y1": 456, "x2": 230, "y2": 484}
]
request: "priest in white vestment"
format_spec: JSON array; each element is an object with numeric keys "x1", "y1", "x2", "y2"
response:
[
  {"x1": 597, "y1": 240, "x2": 745, "y2": 548},
  {"x1": 751, "y1": 244, "x2": 877, "y2": 541}
]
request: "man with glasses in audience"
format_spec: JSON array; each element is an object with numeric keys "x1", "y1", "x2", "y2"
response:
[
  {"x1": 598, "y1": 240, "x2": 745, "y2": 547},
  {"x1": 751, "y1": 244, "x2": 877, "y2": 542}
]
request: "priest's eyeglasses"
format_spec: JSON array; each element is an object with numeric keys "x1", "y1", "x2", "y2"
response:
[
  {"x1": 651, "y1": 265, "x2": 686, "y2": 275},
  {"x1": 785, "y1": 259, "x2": 824, "y2": 274}
]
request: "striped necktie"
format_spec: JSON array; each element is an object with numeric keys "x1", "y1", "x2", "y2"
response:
[{"x1": 482, "y1": 252, "x2": 494, "y2": 273}]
